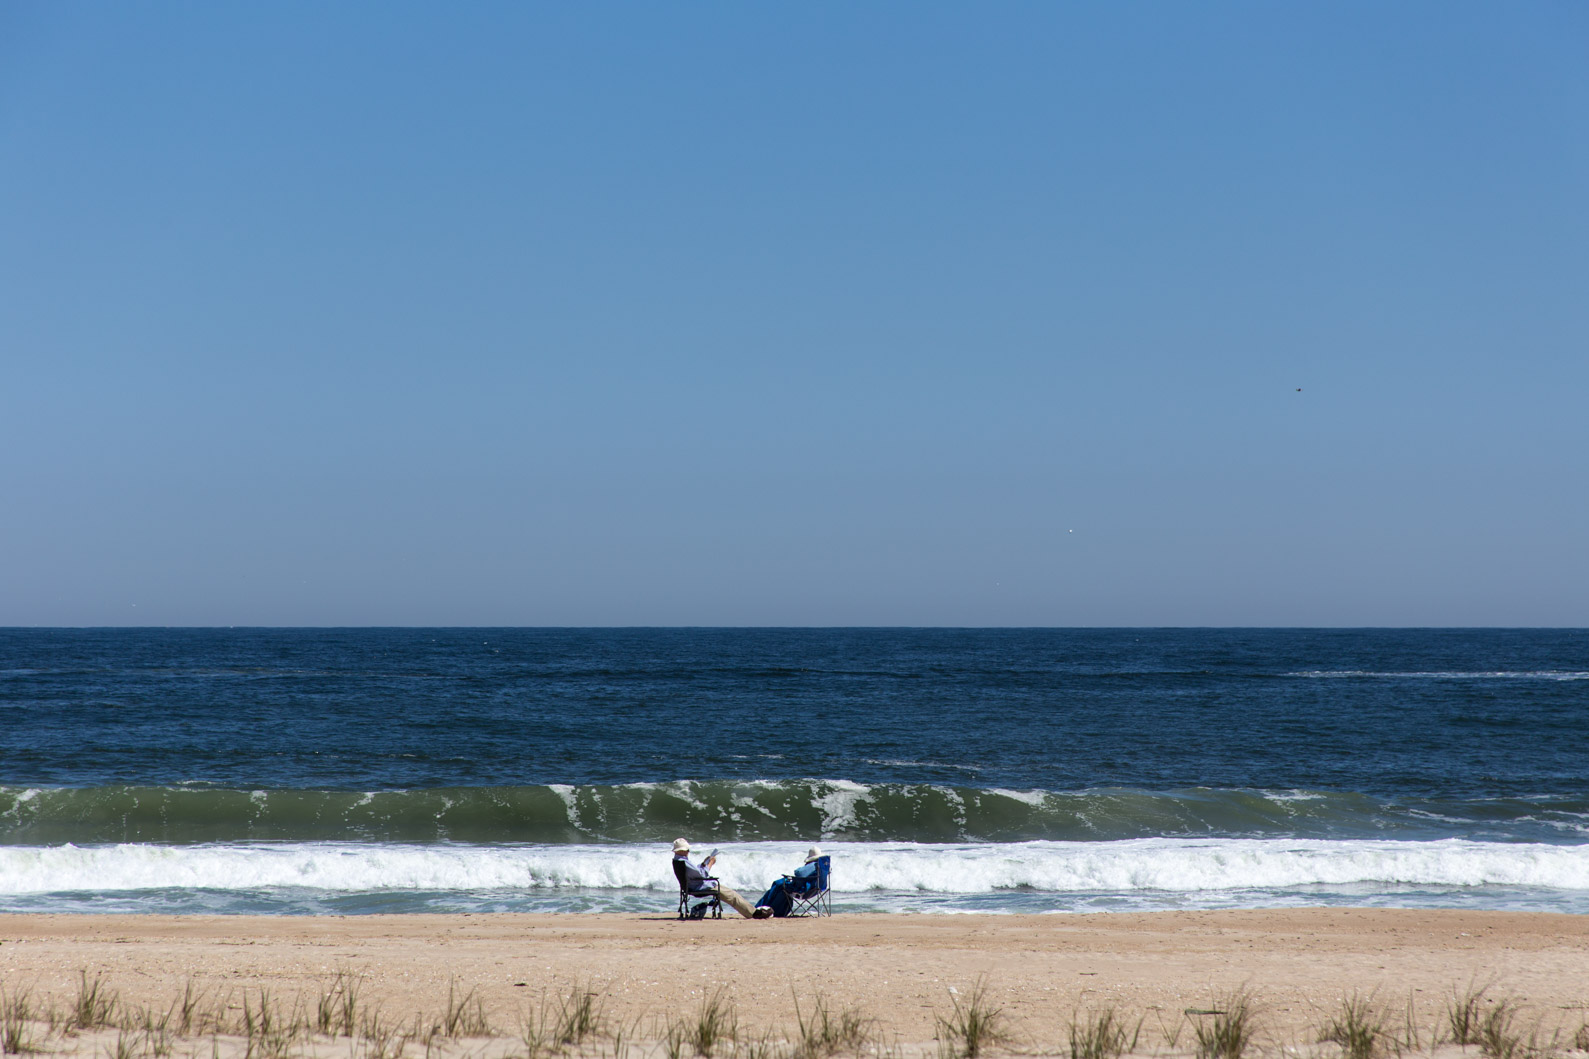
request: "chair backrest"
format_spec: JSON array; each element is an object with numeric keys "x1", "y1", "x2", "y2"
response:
[
  {"x1": 673, "y1": 856, "x2": 715, "y2": 896},
  {"x1": 810, "y1": 855, "x2": 831, "y2": 892}
]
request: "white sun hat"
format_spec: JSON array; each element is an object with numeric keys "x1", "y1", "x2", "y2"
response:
[
  {"x1": 805, "y1": 845, "x2": 822, "y2": 863},
  {"x1": 672, "y1": 838, "x2": 690, "y2": 854}
]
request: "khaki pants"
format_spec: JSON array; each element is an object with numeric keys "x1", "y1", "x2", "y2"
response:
[{"x1": 713, "y1": 885, "x2": 756, "y2": 918}]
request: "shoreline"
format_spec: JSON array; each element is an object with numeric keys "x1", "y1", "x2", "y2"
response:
[
  {"x1": 3, "y1": 909, "x2": 1588, "y2": 1053},
  {"x1": 9, "y1": 833, "x2": 1589, "y2": 919}
]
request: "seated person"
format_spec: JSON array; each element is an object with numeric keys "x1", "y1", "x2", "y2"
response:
[
  {"x1": 671, "y1": 838, "x2": 756, "y2": 918},
  {"x1": 753, "y1": 845, "x2": 824, "y2": 918}
]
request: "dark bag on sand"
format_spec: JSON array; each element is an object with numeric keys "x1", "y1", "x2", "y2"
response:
[{"x1": 687, "y1": 901, "x2": 710, "y2": 920}]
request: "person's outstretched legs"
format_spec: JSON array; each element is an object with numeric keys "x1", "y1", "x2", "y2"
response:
[
  {"x1": 754, "y1": 881, "x2": 795, "y2": 917},
  {"x1": 714, "y1": 885, "x2": 756, "y2": 918}
]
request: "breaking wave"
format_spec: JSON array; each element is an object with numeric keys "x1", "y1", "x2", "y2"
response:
[
  {"x1": 3, "y1": 781, "x2": 1587, "y2": 845},
  {"x1": 1, "y1": 838, "x2": 1586, "y2": 897}
]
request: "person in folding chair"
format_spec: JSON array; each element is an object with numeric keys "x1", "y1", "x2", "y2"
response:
[
  {"x1": 671, "y1": 838, "x2": 757, "y2": 919},
  {"x1": 752, "y1": 845, "x2": 831, "y2": 918}
]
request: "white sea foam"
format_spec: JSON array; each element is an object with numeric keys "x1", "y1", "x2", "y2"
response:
[
  {"x1": 988, "y1": 788, "x2": 1049, "y2": 807},
  {"x1": 1265, "y1": 790, "x2": 1329, "y2": 802},
  {"x1": 546, "y1": 784, "x2": 580, "y2": 830},
  {"x1": 1, "y1": 838, "x2": 1586, "y2": 897},
  {"x1": 811, "y1": 780, "x2": 873, "y2": 834},
  {"x1": 863, "y1": 760, "x2": 981, "y2": 773},
  {"x1": 1290, "y1": 671, "x2": 1589, "y2": 680}
]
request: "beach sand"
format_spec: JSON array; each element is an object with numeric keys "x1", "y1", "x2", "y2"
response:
[{"x1": 3, "y1": 910, "x2": 1588, "y2": 1058}]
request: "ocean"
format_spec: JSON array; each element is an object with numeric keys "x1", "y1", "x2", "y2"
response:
[{"x1": 1, "y1": 628, "x2": 1586, "y2": 916}]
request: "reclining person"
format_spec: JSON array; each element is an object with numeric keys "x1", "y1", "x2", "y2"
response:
[
  {"x1": 752, "y1": 845, "x2": 824, "y2": 918},
  {"x1": 671, "y1": 838, "x2": 757, "y2": 918}
]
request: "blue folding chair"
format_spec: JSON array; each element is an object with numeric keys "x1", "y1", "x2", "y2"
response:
[
  {"x1": 673, "y1": 857, "x2": 722, "y2": 920},
  {"x1": 785, "y1": 855, "x2": 831, "y2": 917}
]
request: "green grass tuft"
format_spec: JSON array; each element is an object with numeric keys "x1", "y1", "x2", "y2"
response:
[
  {"x1": 1068, "y1": 1006, "x2": 1140, "y2": 1059},
  {"x1": 553, "y1": 983, "x2": 603, "y2": 1048},
  {"x1": 108, "y1": 1028, "x2": 140, "y2": 1059},
  {"x1": 1475, "y1": 998, "x2": 1529, "y2": 1059},
  {"x1": 174, "y1": 979, "x2": 205, "y2": 1038},
  {"x1": 1447, "y1": 983, "x2": 1493, "y2": 1047},
  {"x1": 793, "y1": 993, "x2": 881, "y2": 1059},
  {"x1": 358, "y1": 1009, "x2": 404, "y2": 1059},
  {"x1": 240, "y1": 989, "x2": 303, "y2": 1059},
  {"x1": 1319, "y1": 993, "x2": 1388, "y2": 1059},
  {"x1": 316, "y1": 971, "x2": 362, "y2": 1038},
  {"x1": 439, "y1": 980, "x2": 492, "y2": 1039},
  {"x1": 0, "y1": 986, "x2": 37, "y2": 1056},
  {"x1": 1191, "y1": 989, "x2": 1257, "y2": 1059},
  {"x1": 69, "y1": 971, "x2": 119, "y2": 1032},
  {"x1": 683, "y1": 988, "x2": 737, "y2": 1059},
  {"x1": 517, "y1": 980, "x2": 608, "y2": 1058},
  {"x1": 935, "y1": 981, "x2": 1006, "y2": 1059}
]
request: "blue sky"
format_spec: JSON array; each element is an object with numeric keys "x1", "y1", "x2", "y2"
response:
[{"x1": 2, "y1": 2, "x2": 1585, "y2": 626}]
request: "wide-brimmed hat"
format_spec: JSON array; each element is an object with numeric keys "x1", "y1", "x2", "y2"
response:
[
  {"x1": 672, "y1": 838, "x2": 690, "y2": 854},
  {"x1": 804, "y1": 845, "x2": 822, "y2": 864}
]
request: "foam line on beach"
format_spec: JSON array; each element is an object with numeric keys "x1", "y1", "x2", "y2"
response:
[{"x1": 2, "y1": 837, "x2": 1587, "y2": 896}]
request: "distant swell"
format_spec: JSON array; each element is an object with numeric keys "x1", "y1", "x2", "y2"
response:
[
  {"x1": 4, "y1": 782, "x2": 1587, "y2": 845},
  {"x1": 1288, "y1": 670, "x2": 1589, "y2": 680}
]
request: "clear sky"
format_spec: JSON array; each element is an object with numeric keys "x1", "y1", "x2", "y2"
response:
[{"x1": 2, "y1": 2, "x2": 1585, "y2": 627}]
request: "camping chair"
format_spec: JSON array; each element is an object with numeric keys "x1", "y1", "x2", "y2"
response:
[
  {"x1": 672, "y1": 857, "x2": 722, "y2": 920},
  {"x1": 786, "y1": 855, "x2": 831, "y2": 917}
]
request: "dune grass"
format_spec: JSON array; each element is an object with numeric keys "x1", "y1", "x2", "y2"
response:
[
  {"x1": 67, "y1": 973, "x2": 118, "y2": 1034},
  {"x1": 934, "y1": 981, "x2": 1005, "y2": 1059},
  {"x1": 1439, "y1": 983, "x2": 1556, "y2": 1059},
  {"x1": 1319, "y1": 993, "x2": 1392, "y2": 1059},
  {"x1": 1190, "y1": 989, "x2": 1257, "y2": 1059},
  {"x1": 682, "y1": 988, "x2": 738, "y2": 1059},
  {"x1": 1067, "y1": 1006, "x2": 1140, "y2": 1059},
  {"x1": 8, "y1": 966, "x2": 1585, "y2": 1059},
  {"x1": 1447, "y1": 984, "x2": 1492, "y2": 1048},
  {"x1": 519, "y1": 980, "x2": 609, "y2": 1059},
  {"x1": 791, "y1": 993, "x2": 884, "y2": 1059},
  {"x1": 437, "y1": 980, "x2": 491, "y2": 1040},
  {"x1": 1, "y1": 986, "x2": 37, "y2": 1056},
  {"x1": 315, "y1": 971, "x2": 361, "y2": 1038},
  {"x1": 1472, "y1": 997, "x2": 1533, "y2": 1059},
  {"x1": 241, "y1": 988, "x2": 303, "y2": 1059}
]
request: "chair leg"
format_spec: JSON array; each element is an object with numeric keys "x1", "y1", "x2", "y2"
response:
[{"x1": 679, "y1": 894, "x2": 723, "y2": 921}]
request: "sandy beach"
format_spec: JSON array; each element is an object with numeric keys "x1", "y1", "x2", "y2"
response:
[{"x1": 3, "y1": 910, "x2": 1587, "y2": 1057}]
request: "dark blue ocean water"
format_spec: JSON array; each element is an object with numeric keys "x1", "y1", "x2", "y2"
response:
[{"x1": 1, "y1": 628, "x2": 1586, "y2": 914}]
